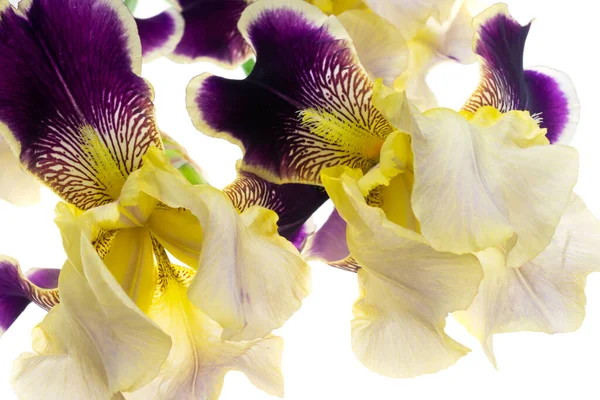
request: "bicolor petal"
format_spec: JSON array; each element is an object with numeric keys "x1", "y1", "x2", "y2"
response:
[
  {"x1": 126, "y1": 148, "x2": 312, "y2": 341},
  {"x1": 0, "y1": 258, "x2": 59, "y2": 336},
  {"x1": 337, "y1": 10, "x2": 408, "y2": 86},
  {"x1": 129, "y1": 255, "x2": 284, "y2": 400},
  {"x1": 0, "y1": 0, "x2": 162, "y2": 210},
  {"x1": 169, "y1": 0, "x2": 253, "y2": 67},
  {"x1": 0, "y1": 137, "x2": 40, "y2": 206},
  {"x1": 454, "y1": 195, "x2": 600, "y2": 366},
  {"x1": 187, "y1": 0, "x2": 393, "y2": 185},
  {"x1": 462, "y1": 4, "x2": 579, "y2": 143},
  {"x1": 223, "y1": 170, "x2": 328, "y2": 243},
  {"x1": 321, "y1": 166, "x2": 482, "y2": 377},
  {"x1": 11, "y1": 225, "x2": 171, "y2": 399},
  {"x1": 136, "y1": 9, "x2": 184, "y2": 63},
  {"x1": 411, "y1": 107, "x2": 578, "y2": 267}
]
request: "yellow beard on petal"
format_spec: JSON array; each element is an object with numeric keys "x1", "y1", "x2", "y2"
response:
[
  {"x1": 300, "y1": 107, "x2": 384, "y2": 163},
  {"x1": 80, "y1": 125, "x2": 127, "y2": 200}
]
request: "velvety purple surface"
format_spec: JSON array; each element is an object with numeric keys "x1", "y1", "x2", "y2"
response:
[
  {"x1": 524, "y1": 70, "x2": 570, "y2": 144},
  {"x1": 464, "y1": 11, "x2": 574, "y2": 142},
  {"x1": 136, "y1": 11, "x2": 178, "y2": 57},
  {"x1": 195, "y1": 6, "x2": 390, "y2": 184},
  {"x1": 0, "y1": 0, "x2": 161, "y2": 210},
  {"x1": 303, "y1": 210, "x2": 350, "y2": 262},
  {"x1": 0, "y1": 260, "x2": 30, "y2": 333},
  {"x1": 223, "y1": 171, "x2": 328, "y2": 245},
  {"x1": 173, "y1": 0, "x2": 251, "y2": 65},
  {"x1": 26, "y1": 268, "x2": 60, "y2": 290}
]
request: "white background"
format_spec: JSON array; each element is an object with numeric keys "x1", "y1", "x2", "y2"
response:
[{"x1": 1, "y1": 0, "x2": 600, "y2": 399}]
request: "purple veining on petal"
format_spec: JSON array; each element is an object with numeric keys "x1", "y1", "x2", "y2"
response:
[
  {"x1": 0, "y1": 260, "x2": 59, "y2": 335},
  {"x1": 303, "y1": 210, "x2": 350, "y2": 262},
  {"x1": 463, "y1": 6, "x2": 579, "y2": 143},
  {"x1": 0, "y1": 0, "x2": 161, "y2": 210},
  {"x1": 171, "y1": 0, "x2": 252, "y2": 66},
  {"x1": 223, "y1": 171, "x2": 328, "y2": 243},
  {"x1": 191, "y1": 4, "x2": 391, "y2": 184},
  {"x1": 135, "y1": 10, "x2": 182, "y2": 61}
]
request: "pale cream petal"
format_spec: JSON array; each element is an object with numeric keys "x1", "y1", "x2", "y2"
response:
[
  {"x1": 364, "y1": 0, "x2": 455, "y2": 40},
  {"x1": 411, "y1": 107, "x2": 578, "y2": 266},
  {"x1": 454, "y1": 195, "x2": 600, "y2": 366},
  {"x1": 0, "y1": 136, "x2": 40, "y2": 206},
  {"x1": 132, "y1": 148, "x2": 311, "y2": 341},
  {"x1": 11, "y1": 226, "x2": 171, "y2": 399},
  {"x1": 128, "y1": 267, "x2": 284, "y2": 400},
  {"x1": 338, "y1": 10, "x2": 408, "y2": 86},
  {"x1": 321, "y1": 166, "x2": 482, "y2": 377}
]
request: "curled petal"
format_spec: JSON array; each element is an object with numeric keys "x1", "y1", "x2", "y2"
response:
[
  {"x1": 11, "y1": 223, "x2": 171, "y2": 399},
  {"x1": 169, "y1": 0, "x2": 253, "y2": 67},
  {"x1": 223, "y1": 170, "x2": 328, "y2": 243},
  {"x1": 0, "y1": 0, "x2": 162, "y2": 210},
  {"x1": 463, "y1": 4, "x2": 579, "y2": 143},
  {"x1": 363, "y1": 0, "x2": 455, "y2": 40},
  {"x1": 0, "y1": 258, "x2": 59, "y2": 336},
  {"x1": 411, "y1": 107, "x2": 578, "y2": 267},
  {"x1": 129, "y1": 260, "x2": 284, "y2": 400},
  {"x1": 0, "y1": 137, "x2": 40, "y2": 206},
  {"x1": 321, "y1": 166, "x2": 482, "y2": 377},
  {"x1": 187, "y1": 0, "x2": 392, "y2": 185},
  {"x1": 136, "y1": 9, "x2": 184, "y2": 63},
  {"x1": 455, "y1": 195, "x2": 600, "y2": 366},
  {"x1": 129, "y1": 148, "x2": 311, "y2": 341},
  {"x1": 337, "y1": 10, "x2": 408, "y2": 86}
]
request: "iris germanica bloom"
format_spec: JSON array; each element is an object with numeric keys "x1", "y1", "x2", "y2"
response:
[{"x1": 0, "y1": 0, "x2": 311, "y2": 397}]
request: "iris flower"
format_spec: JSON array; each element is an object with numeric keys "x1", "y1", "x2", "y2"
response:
[{"x1": 0, "y1": 0, "x2": 310, "y2": 397}]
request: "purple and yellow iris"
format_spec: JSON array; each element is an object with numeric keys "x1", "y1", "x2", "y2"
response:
[{"x1": 0, "y1": 0, "x2": 312, "y2": 397}]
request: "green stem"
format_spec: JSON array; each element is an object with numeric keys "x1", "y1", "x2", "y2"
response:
[{"x1": 241, "y1": 58, "x2": 256, "y2": 77}]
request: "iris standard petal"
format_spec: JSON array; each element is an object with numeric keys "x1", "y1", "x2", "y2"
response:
[
  {"x1": 411, "y1": 107, "x2": 578, "y2": 267},
  {"x1": 462, "y1": 4, "x2": 579, "y2": 144},
  {"x1": 321, "y1": 166, "x2": 482, "y2": 377},
  {"x1": 363, "y1": 0, "x2": 455, "y2": 40},
  {"x1": 0, "y1": 258, "x2": 59, "y2": 336},
  {"x1": 187, "y1": 0, "x2": 392, "y2": 185},
  {"x1": 127, "y1": 148, "x2": 311, "y2": 341},
  {"x1": 0, "y1": 0, "x2": 162, "y2": 210},
  {"x1": 337, "y1": 10, "x2": 408, "y2": 86},
  {"x1": 223, "y1": 170, "x2": 328, "y2": 242},
  {"x1": 129, "y1": 254, "x2": 284, "y2": 400},
  {"x1": 135, "y1": 9, "x2": 184, "y2": 63},
  {"x1": 0, "y1": 137, "x2": 40, "y2": 206},
  {"x1": 454, "y1": 195, "x2": 600, "y2": 367},
  {"x1": 11, "y1": 226, "x2": 171, "y2": 399},
  {"x1": 169, "y1": 0, "x2": 253, "y2": 67}
]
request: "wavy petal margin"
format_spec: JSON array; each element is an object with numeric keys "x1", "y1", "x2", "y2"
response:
[
  {"x1": 169, "y1": 0, "x2": 253, "y2": 68},
  {"x1": 136, "y1": 9, "x2": 184, "y2": 63},
  {"x1": 0, "y1": 0, "x2": 162, "y2": 210},
  {"x1": 462, "y1": 4, "x2": 580, "y2": 144},
  {"x1": 187, "y1": 0, "x2": 392, "y2": 185}
]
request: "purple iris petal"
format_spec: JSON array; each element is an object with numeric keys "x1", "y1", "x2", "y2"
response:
[
  {"x1": 0, "y1": 0, "x2": 162, "y2": 210},
  {"x1": 463, "y1": 5, "x2": 579, "y2": 143},
  {"x1": 303, "y1": 210, "x2": 350, "y2": 262},
  {"x1": 223, "y1": 171, "x2": 328, "y2": 246},
  {"x1": 171, "y1": 0, "x2": 252, "y2": 67},
  {"x1": 136, "y1": 9, "x2": 183, "y2": 62},
  {"x1": 0, "y1": 259, "x2": 59, "y2": 335},
  {"x1": 189, "y1": 2, "x2": 392, "y2": 185}
]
